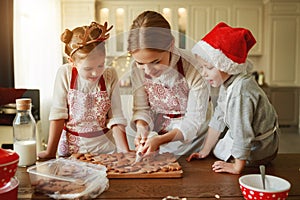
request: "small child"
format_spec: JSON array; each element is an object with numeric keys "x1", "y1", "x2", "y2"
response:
[
  {"x1": 187, "y1": 22, "x2": 279, "y2": 174},
  {"x1": 38, "y1": 22, "x2": 130, "y2": 159}
]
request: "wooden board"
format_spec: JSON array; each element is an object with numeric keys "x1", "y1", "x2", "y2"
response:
[
  {"x1": 107, "y1": 165, "x2": 183, "y2": 179},
  {"x1": 70, "y1": 152, "x2": 183, "y2": 179}
]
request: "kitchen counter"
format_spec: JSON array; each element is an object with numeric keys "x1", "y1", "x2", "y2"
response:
[{"x1": 16, "y1": 154, "x2": 300, "y2": 199}]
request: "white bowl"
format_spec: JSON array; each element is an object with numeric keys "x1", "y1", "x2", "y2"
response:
[{"x1": 239, "y1": 174, "x2": 291, "y2": 200}]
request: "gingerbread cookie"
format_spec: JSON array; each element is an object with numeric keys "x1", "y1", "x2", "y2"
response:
[{"x1": 70, "y1": 152, "x2": 183, "y2": 178}]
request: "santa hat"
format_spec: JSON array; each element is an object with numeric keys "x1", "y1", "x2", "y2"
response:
[{"x1": 192, "y1": 22, "x2": 256, "y2": 75}]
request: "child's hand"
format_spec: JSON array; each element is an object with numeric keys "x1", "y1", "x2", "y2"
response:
[
  {"x1": 140, "y1": 135, "x2": 161, "y2": 155},
  {"x1": 186, "y1": 150, "x2": 209, "y2": 162},
  {"x1": 135, "y1": 124, "x2": 149, "y2": 147},
  {"x1": 38, "y1": 150, "x2": 56, "y2": 160},
  {"x1": 212, "y1": 159, "x2": 245, "y2": 174}
]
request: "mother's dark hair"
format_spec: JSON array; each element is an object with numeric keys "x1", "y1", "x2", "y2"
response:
[{"x1": 127, "y1": 11, "x2": 174, "y2": 53}]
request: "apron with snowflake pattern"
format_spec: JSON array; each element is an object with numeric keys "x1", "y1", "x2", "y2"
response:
[
  {"x1": 143, "y1": 58, "x2": 193, "y2": 154},
  {"x1": 58, "y1": 67, "x2": 115, "y2": 156}
]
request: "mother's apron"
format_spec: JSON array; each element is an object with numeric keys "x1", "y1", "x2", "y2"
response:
[
  {"x1": 58, "y1": 67, "x2": 115, "y2": 156},
  {"x1": 213, "y1": 74, "x2": 278, "y2": 161},
  {"x1": 144, "y1": 58, "x2": 190, "y2": 154}
]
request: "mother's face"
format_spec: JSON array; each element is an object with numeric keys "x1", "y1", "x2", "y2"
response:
[{"x1": 132, "y1": 49, "x2": 170, "y2": 78}]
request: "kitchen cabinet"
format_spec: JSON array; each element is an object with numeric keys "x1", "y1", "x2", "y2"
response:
[
  {"x1": 61, "y1": 0, "x2": 96, "y2": 59},
  {"x1": 95, "y1": 1, "x2": 189, "y2": 56},
  {"x1": 60, "y1": 0, "x2": 300, "y2": 86},
  {"x1": 232, "y1": 3, "x2": 263, "y2": 55},
  {"x1": 61, "y1": 0, "x2": 96, "y2": 30},
  {"x1": 262, "y1": 0, "x2": 300, "y2": 86},
  {"x1": 263, "y1": 86, "x2": 299, "y2": 127},
  {"x1": 96, "y1": 1, "x2": 159, "y2": 56},
  {"x1": 93, "y1": 0, "x2": 263, "y2": 56},
  {"x1": 189, "y1": 1, "x2": 263, "y2": 55}
]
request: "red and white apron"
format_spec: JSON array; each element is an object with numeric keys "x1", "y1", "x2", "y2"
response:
[
  {"x1": 58, "y1": 67, "x2": 115, "y2": 156},
  {"x1": 144, "y1": 58, "x2": 190, "y2": 153}
]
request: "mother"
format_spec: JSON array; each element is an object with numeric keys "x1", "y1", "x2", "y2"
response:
[{"x1": 128, "y1": 11, "x2": 211, "y2": 156}]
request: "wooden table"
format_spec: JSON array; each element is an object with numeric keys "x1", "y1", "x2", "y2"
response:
[{"x1": 16, "y1": 154, "x2": 300, "y2": 199}]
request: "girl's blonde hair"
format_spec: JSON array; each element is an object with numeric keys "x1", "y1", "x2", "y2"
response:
[
  {"x1": 61, "y1": 22, "x2": 112, "y2": 61},
  {"x1": 127, "y1": 11, "x2": 174, "y2": 53}
]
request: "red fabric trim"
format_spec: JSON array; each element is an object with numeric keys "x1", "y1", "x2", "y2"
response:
[
  {"x1": 70, "y1": 67, "x2": 106, "y2": 91},
  {"x1": 63, "y1": 127, "x2": 109, "y2": 138},
  {"x1": 177, "y1": 57, "x2": 184, "y2": 77},
  {"x1": 164, "y1": 113, "x2": 184, "y2": 118},
  {"x1": 70, "y1": 67, "x2": 78, "y2": 89},
  {"x1": 99, "y1": 75, "x2": 106, "y2": 91}
]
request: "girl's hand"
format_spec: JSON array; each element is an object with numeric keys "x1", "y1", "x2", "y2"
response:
[
  {"x1": 135, "y1": 124, "x2": 149, "y2": 148},
  {"x1": 186, "y1": 150, "x2": 209, "y2": 162},
  {"x1": 140, "y1": 135, "x2": 161, "y2": 155},
  {"x1": 38, "y1": 150, "x2": 56, "y2": 160}
]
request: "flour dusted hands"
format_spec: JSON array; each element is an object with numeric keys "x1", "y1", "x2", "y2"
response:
[
  {"x1": 135, "y1": 124, "x2": 149, "y2": 148},
  {"x1": 134, "y1": 120, "x2": 159, "y2": 156},
  {"x1": 138, "y1": 132, "x2": 160, "y2": 156}
]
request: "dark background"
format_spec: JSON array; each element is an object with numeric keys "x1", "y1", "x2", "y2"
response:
[{"x1": 0, "y1": 0, "x2": 14, "y2": 88}]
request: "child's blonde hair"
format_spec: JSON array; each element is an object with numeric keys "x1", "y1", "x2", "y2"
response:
[{"x1": 61, "y1": 22, "x2": 113, "y2": 61}]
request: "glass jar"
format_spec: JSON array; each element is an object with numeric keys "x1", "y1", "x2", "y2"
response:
[{"x1": 13, "y1": 98, "x2": 37, "y2": 167}]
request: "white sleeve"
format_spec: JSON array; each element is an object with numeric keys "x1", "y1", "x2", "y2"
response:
[
  {"x1": 105, "y1": 67, "x2": 127, "y2": 128},
  {"x1": 130, "y1": 63, "x2": 154, "y2": 131},
  {"x1": 173, "y1": 64, "x2": 210, "y2": 142},
  {"x1": 49, "y1": 65, "x2": 70, "y2": 120}
]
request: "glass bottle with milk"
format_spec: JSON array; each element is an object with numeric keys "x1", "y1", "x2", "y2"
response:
[{"x1": 13, "y1": 98, "x2": 37, "y2": 167}]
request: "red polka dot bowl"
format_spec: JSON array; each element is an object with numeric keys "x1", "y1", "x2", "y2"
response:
[
  {"x1": 0, "y1": 148, "x2": 19, "y2": 188},
  {"x1": 239, "y1": 174, "x2": 291, "y2": 200},
  {"x1": 0, "y1": 177, "x2": 19, "y2": 200}
]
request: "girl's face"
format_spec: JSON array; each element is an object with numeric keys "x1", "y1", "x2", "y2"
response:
[
  {"x1": 196, "y1": 55, "x2": 230, "y2": 87},
  {"x1": 74, "y1": 54, "x2": 106, "y2": 83},
  {"x1": 132, "y1": 49, "x2": 170, "y2": 78}
]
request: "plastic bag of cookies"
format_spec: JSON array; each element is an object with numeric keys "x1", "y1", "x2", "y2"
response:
[{"x1": 27, "y1": 158, "x2": 109, "y2": 199}]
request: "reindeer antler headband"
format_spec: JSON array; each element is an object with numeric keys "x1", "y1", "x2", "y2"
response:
[{"x1": 69, "y1": 22, "x2": 113, "y2": 57}]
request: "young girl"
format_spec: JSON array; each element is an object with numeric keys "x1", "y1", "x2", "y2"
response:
[
  {"x1": 128, "y1": 11, "x2": 211, "y2": 156},
  {"x1": 187, "y1": 22, "x2": 279, "y2": 174},
  {"x1": 38, "y1": 22, "x2": 130, "y2": 159}
]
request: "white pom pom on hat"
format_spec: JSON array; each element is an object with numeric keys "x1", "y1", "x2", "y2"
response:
[{"x1": 192, "y1": 22, "x2": 256, "y2": 75}]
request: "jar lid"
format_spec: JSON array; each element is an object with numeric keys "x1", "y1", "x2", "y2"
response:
[
  {"x1": 0, "y1": 148, "x2": 19, "y2": 165},
  {"x1": 15, "y1": 98, "x2": 31, "y2": 111}
]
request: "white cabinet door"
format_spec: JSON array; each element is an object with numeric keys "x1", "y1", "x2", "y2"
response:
[
  {"x1": 269, "y1": 16, "x2": 299, "y2": 86},
  {"x1": 232, "y1": 4, "x2": 263, "y2": 55},
  {"x1": 97, "y1": 2, "x2": 158, "y2": 56},
  {"x1": 188, "y1": 5, "x2": 211, "y2": 50},
  {"x1": 189, "y1": 3, "x2": 262, "y2": 55},
  {"x1": 263, "y1": 1, "x2": 300, "y2": 86},
  {"x1": 127, "y1": 5, "x2": 159, "y2": 23},
  {"x1": 61, "y1": 0, "x2": 95, "y2": 30},
  {"x1": 212, "y1": 5, "x2": 231, "y2": 26},
  {"x1": 158, "y1": 5, "x2": 189, "y2": 49},
  {"x1": 269, "y1": 87, "x2": 299, "y2": 126}
]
